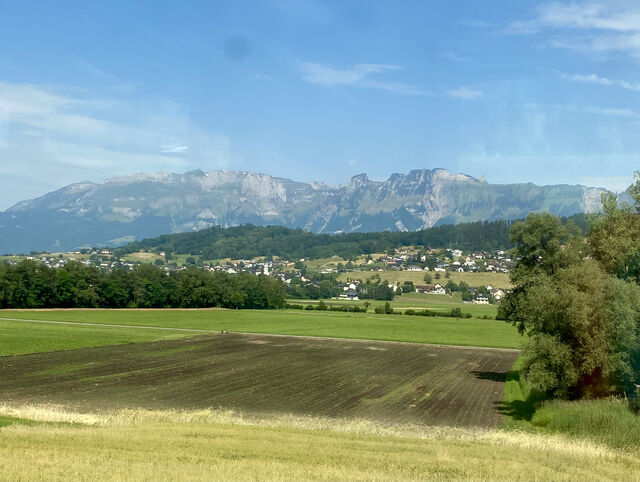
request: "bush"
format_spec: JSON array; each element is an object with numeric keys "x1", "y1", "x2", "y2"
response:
[
  {"x1": 449, "y1": 307, "x2": 463, "y2": 318},
  {"x1": 327, "y1": 304, "x2": 366, "y2": 313},
  {"x1": 373, "y1": 303, "x2": 393, "y2": 314},
  {"x1": 401, "y1": 308, "x2": 472, "y2": 319}
]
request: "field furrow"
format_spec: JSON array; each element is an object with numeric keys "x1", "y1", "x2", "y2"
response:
[{"x1": 0, "y1": 333, "x2": 517, "y2": 428}]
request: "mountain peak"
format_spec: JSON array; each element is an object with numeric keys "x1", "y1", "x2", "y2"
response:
[{"x1": 0, "y1": 168, "x2": 607, "y2": 253}]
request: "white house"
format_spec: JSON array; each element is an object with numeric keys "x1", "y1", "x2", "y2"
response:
[{"x1": 491, "y1": 288, "x2": 505, "y2": 301}]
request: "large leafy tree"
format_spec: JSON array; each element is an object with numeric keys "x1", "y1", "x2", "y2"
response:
[
  {"x1": 499, "y1": 190, "x2": 640, "y2": 399},
  {"x1": 589, "y1": 172, "x2": 640, "y2": 281}
]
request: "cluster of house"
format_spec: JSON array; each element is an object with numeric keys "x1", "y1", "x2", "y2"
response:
[
  {"x1": 203, "y1": 259, "x2": 278, "y2": 276},
  {"x1": 431, "y1": 249, "x2": 511, "y2": 274},
  {"x1": 8, "y1": 250, "x2": 139, "y2": 271},
  {"x1": 367, "y1": 248, "x2": 512, "y2": 275},
  {"x1": 339, "y1": 282, "x2": 360, "y2": 300},
  {"x1": 415, "y1": 283, "x2": 506, "y2": 304}
]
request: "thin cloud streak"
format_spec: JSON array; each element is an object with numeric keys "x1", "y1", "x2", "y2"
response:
[
  {"x1": 560, "y1": 72, "x2": 640, "y2": 91},
  {"x1": 504, "y1": 2, "x2": 640, "y2": 59},
  {"x1": 446, "y1": 87, "x2": 483, "y2": 100},
  {"x1": 525, "y1": 101, "x2": 640, "y2": 119},
  {"x1": 298, "y1": 62, "x2": 430, "y2": 95}
]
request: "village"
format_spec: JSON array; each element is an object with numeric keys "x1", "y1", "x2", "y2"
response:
[{"x1": 1, "y1": 246, "x2": 511, "y2": 305}]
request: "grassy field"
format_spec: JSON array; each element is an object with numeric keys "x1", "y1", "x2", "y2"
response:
[
  {"x1": 0, "y1": 333, "x2": 517, "y2": 427},
  {"x1": 121, "y1": 252, "x2": 164, "y2": 264},
  {"x1": 339, "y1": 270, "x2": 512, "y2": 289},
  {"x1": 501, "y1": 356, "x2": 640, "y2": 453},
  {"x1": 0, "y1": 319, "x2": 190, "y2": 356},
  {"x1": 531, "y1": 399, "x2": 640, "y2": 452},
  {"x1": 0, "y1": 405, "x2": 637, "y2": 481},
  {"x1": 0, "y1": 308, "x2": 523, "y2": 349}
]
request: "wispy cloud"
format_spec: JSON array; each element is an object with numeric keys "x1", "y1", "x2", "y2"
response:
[
  {"x1": 560, "y1": 72, "x2": 640, "y2": 91},
  {"x1": 438, "y1": 51, "x2": 469, "y2": 62},
  {"x1": 505, "y1": 2, "x2": 640, "y2": 59},
  {"x1": 0, "y1": 81, "x2": 232, "y2": 208},
  {"x1": 159, "y1": 144, "x2": 189, "y2": 153},
  {"x1": 446, "y1": 86, "x2": 483, "y2": 100},
  {"x1": 299, "y1": 62, "x2": 429, "y2": 95},
  {"x1": 579, "y1": 175, "x2": 633, "y2": 192},
  {"x1": 526, "y1": 101, "x2": 640, "y2": 119},
  {"x1": 506, "y1": 3, "x2": 640, "y2": 34}
]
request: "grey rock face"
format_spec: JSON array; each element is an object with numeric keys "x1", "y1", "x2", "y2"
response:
[{"x1": 0, "y1": 168, "x2": 605, "y2": 253}]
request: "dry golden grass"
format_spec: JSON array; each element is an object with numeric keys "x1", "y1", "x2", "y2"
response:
[
  {"x1": 338, "y1": 270, "x2": 513, "y2": 289},
  {"x1": 0, "y1": 404, "x2": 638, "y2": 481},
  {"x1": 122, "y1": 252, "x2": 164, "y2": 263}
]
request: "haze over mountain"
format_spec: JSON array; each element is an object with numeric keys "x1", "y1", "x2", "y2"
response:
[{"x1": 0, "y1": 168, "x2": 606, "y2": 254}]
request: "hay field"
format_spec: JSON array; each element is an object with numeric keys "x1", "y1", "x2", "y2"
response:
[
  {"x1": 0, "y1": 405, "x2": 637, "y2": 481},
  {"x1": 339, "y1": 270, "x2": 512, "y2": 289}
]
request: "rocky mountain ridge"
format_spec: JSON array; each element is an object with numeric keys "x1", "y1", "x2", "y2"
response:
[{"x1": 0, "y1": 168, "x2": 606, "y2": 253}]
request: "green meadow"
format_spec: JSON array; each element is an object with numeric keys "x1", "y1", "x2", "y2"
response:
[
  {"x1": 0, "y1": 319, "x2": 189, "y2": 356},
  {"x1": 0, "y1": 307, "x2": 523, "y2": 350}
]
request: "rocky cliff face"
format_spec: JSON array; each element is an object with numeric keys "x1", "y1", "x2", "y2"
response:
[{"x1": 0, "y1": 168, "x2": 605, "y2": 253}]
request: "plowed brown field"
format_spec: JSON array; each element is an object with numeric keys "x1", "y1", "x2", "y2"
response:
[{"x1": 0, "y1": 333, "x2": 518, "y2": 427}]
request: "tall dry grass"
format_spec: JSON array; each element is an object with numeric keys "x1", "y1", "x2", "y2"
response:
[{"x1": 0, "y1": 403, "x2": 638, "y2": 481}]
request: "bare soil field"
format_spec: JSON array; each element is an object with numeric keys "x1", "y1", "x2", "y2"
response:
[{"x1": 0, "y1": 333, "x2": 517, "y2": 428}]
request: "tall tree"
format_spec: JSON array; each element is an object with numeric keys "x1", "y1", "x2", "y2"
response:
[{"x1": 499, "y1": 208, "x2": 640, "y2": 399}]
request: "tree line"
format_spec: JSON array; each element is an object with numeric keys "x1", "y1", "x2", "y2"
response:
[{"x1": 0, "y1": 261, "x2": 285, "y2": 309}]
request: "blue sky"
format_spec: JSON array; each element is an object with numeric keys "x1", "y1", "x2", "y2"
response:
[{"x1": 0, "y1": 0, "x2": 639, "y2": 209}]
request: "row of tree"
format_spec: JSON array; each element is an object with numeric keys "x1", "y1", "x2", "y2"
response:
[
  {"x1": 0, "y1": 261, "x2": 285, "y2": 309},
  {"x1": 499, "y1": 174, "x2": 640, "y2": 399}
]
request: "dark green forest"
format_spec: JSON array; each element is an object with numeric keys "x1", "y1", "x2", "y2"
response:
[
  {"x1": 116, "y1": 214, "x2": 589, "y2": 260},
  {"x1": 0, "y1": 261, "x2": 285, "y2": 309}
]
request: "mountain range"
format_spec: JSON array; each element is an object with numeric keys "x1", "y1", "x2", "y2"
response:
[{"x1": 0, "y1": 168, "x2": 608, "y2": 254}]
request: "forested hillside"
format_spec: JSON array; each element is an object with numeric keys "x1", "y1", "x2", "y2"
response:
[{"x1": 117, "y1": 215, "x2": 589, "y2": 260}]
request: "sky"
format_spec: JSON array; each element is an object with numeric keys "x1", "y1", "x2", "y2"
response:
[{"x1": 0, "y1": 0, "x2": 639, "y2": 210}]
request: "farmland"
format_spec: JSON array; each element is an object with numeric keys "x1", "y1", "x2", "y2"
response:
[
  {"x1": 1, "y1": 309, "x2": 639, "y2": 480},
  {"x1": 338, "y1": 269, "x2": 512, "y2": 289},
  {"x1": 0, "y1": 306, "x2": 523, "y2": 348},
  {"x1": 0, "y1": 333, "x2": 517, "y2": 427},
  {"x1": 0, "y1": 318, "x2": 191, "y2": 356},
  {"x1": 290, "y1": 292, "x2": 500, "y2": 318}
]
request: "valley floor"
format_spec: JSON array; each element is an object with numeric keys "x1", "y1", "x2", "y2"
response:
[{"x1": 1, "y1": 308, "x2": 636, "y2": 481}]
